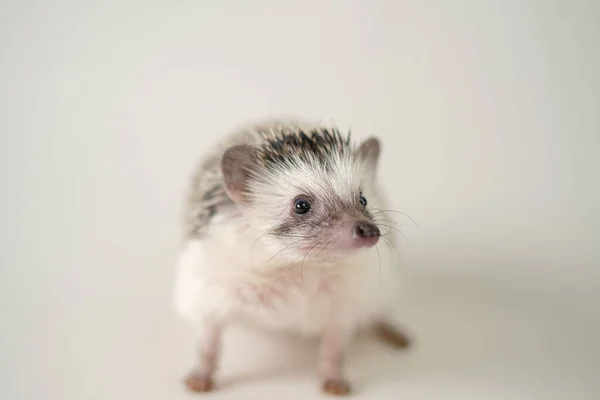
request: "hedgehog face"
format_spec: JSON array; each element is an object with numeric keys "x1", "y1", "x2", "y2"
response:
[{"x1": 222, "y1": 128, "x2": 382, "y2": 264}]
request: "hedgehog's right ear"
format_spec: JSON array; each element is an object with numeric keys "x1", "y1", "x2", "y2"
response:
[
  {"x1": 222, "y1": 145, "x2": 259, "y2": 205},
  {"x1": 357, "y1": 136, "x2": 381, "y2": 172}
]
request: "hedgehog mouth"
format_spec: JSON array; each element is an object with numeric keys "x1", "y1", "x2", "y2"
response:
[{"x1": 297, "y1": 242, "x2": 364, "y2": 259}]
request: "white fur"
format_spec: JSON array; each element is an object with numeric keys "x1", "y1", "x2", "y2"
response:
[{"x1": 174, "y1": 192, "x2": 404, "y2": 337}]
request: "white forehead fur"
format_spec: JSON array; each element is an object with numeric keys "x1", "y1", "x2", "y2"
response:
[{"x1": 245, "y1": 148, "x2": 376, "y2": 232}]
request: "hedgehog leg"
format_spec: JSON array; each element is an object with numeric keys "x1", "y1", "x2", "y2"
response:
[
  {"x1": 184, "y1": 323, "x2": 221, "y2": 392},
  {"x1": 373, "y1": 321, "x2": 412, "y2": 349},
  {"x1": 319, "y1": 326, "x2": 351, "y2": 396}
]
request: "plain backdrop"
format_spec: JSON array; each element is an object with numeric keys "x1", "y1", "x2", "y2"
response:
[{"x1": 1, "y1": 1, "x2": 599, "y2": 399}]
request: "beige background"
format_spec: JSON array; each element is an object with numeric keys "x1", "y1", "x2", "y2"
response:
[{"x1": 1, "y1": 1, "x2": 599, "y2": 399}]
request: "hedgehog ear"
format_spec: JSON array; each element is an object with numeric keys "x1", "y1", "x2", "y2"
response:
[
  {"x1": 357, "y1": 136, "x2": 381, "y2": 171},
  {"x1": 222, "y1": 145, "x2": 259, "y2": 205}
]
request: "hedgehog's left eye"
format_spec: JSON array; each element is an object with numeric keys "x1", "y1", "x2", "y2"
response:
[
  {"x1": 359, "y1": 195, "x2": 367, "y2": 208},
  {"x1": 294, "y1": 199, "x2": 311, "y2": 214}
]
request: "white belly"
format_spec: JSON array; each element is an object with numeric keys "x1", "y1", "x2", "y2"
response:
[{"x1": 174, "y1": 238, "x2": 401, "y2": 336}]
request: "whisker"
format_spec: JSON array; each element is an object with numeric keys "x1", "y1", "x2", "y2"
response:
[
  {"x1": 371, "y1": 216, "x2": 399, "y2": 226},
  {"x1": 377, "y1": 223, "x2": 409, "y2": 244},
  {"x1": 300, "y1": 241, "x2": 322, "y2": 292},
  {"x1": 260, "y1": 231, "x2": 319, "y2": 239},
  {"x1": 369, "y1": 209, "x2": 420, "y2": 229},
  {"x1": 257, "y1": 212, "x2": 334, "y2": 267},
  {"x1": 375, "y1": 244, "x2": 381, "y2": 285},
  {"x1": 266, "y1": 238, "x2": 304, "y2": 263},
  {"x1": 379, "y1": 235, "x2": 392, "y2": 255},
  {"x1": 370, "y1": 214, "x2": 405, "y2": 229},
  {"x1": 381, "y1": 235, "x2": 402, "y2": 259},
  {"x1": 250, "y1": 231, "x2": 272, "y2": 260},
  {"x1": 315, "y1": 240, "x2": 331, "y2": 259},
  {"x1": 251, "y1": 230, "x2": 318, "y2": 260}
]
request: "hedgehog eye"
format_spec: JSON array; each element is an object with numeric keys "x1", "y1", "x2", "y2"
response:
[
  {"x1": 359, "y1": 195, "x2": 367, "y2": 208},
  {"x1": 294, "y1": 199, "x2": 311, "y2": 214}
]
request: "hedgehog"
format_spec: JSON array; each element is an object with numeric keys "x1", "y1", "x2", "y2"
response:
[{"x1": 174, "y1": 118, "x2": 410, "y2": 396}]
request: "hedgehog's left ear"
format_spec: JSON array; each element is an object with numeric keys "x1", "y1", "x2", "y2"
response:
[
  {"x1": 222, "y1": 145, "x2": 259, "y2": 206},
  {"x1": 357, "y1": 136, "x2": 381, "y2": 172}
]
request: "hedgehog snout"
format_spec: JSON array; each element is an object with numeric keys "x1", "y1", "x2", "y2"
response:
[{"x1": 351, "y1": 221, "x2": 380, "y2": 247}]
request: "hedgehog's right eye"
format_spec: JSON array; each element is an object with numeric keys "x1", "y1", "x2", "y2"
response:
[{"x1": 294, "y1": 199, "x2": 311, "y2": 214}]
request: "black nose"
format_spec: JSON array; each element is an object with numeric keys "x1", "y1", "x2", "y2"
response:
[{"x1": 353, "y1": 221, "x2": 380, "y2": 238}]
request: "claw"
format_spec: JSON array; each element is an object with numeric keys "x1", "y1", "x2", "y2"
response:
[
  {"x1": 322, "y1": 378, "x2": 351, "y2": 396},
  {"x1": 375, "y1": 322, "x2": 411, "y2": 349},
  {"x1": 185, "y1": 371, "x2": 214, "y2": 393}
]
